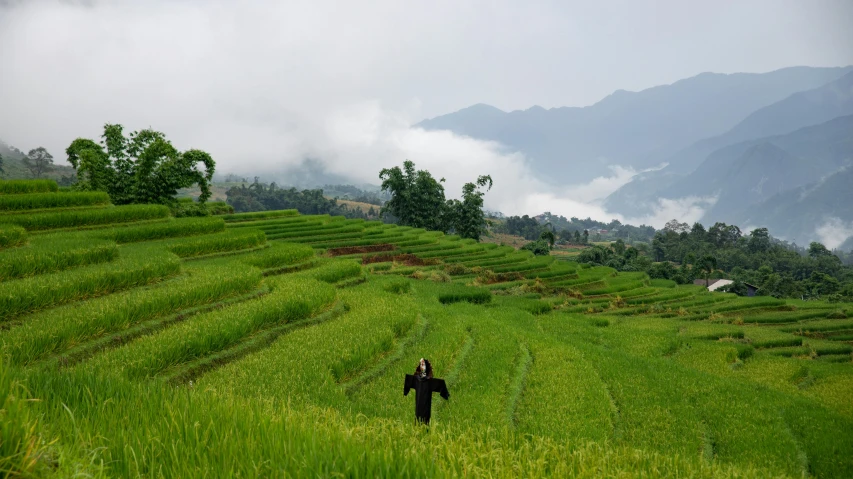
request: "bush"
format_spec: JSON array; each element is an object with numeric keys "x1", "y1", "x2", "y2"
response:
[
  {"x1": 0, "y1": 204, "x2": 170, "y2": 231},
  {"x1": 0, "y1": 191, "x2": 110, "y2": 211}
]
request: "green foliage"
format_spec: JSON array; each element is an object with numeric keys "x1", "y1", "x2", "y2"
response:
[
  {"x1": 171, "y1": 200, "x2": 234, "y2": 217},
  {"x1": 21, "y1": 147, "x2": 55, "y2": 178},
  {"x1": 66, "y1": 124, "x2": 215, "y2": 205},
  {"x1": 382, "y1": 279, "x2": 412, "y2": 294},
  {"x1": 379, "y1": 160, "x2": 492, "y2": 239},
  {"x1": 0, "y1": 224, "x2": 26, "y2": 249},
  {"x1": 0, "y1": 191, "x2": 110, "y2": 211},
  {"x1": 521, "y1": 239, "x2": 551, "y2": 256},
  {"x1": 225, "y1": 180, "x2": 374, "y2": 219},
  {"x1": 0, "y1": 359, "x2": 44, "y2": 477},
  {"x1": 0, "y1": 204, "x2": 170, "y2": 231},
  {"x1": 0, "y1": 179, "x2": 58, "y2": 195}
]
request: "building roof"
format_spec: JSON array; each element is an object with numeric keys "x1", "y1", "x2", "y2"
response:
[{"x1": 693, "y1": 279, "x2": 734, "y2": 291}]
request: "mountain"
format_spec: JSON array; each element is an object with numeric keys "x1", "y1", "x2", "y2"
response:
[
  {"x1": 726, "y1": 166, "x2": 853, "y2": 247},
  {"x1": 417, "y1": 66, "x2": 853, "y2": 183},
  {"x1": 604, "y1": 71, "x2": 853, "y2": 216},
  {"x1": 655, "y1": 69, "x2": 853, "y2": 176}
]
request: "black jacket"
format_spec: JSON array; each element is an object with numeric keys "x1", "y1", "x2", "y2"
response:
[{"x1": 404, "y1": 374, "x2": 450, "y2": 424}]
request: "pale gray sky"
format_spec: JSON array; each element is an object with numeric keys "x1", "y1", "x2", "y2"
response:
[{"x1": 1, "y1": 0, "x2": 851, "y2": 224}]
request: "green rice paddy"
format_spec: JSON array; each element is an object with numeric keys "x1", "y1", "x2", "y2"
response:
[{"x1": 1, "y1": 180, "x2": 851, "y2": 478}]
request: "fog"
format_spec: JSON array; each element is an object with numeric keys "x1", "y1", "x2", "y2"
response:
[{"x1": 1, "y1": 0, "x2": 850, "y2": 226}]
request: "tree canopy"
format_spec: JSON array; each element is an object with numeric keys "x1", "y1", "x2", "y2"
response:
[
  {"x1": 65, "y1": 124, "x2": 215, "y2": 205},
  {"x1": 379, "y1": 160, "x2": 493, "y2": 240},
  {"x1": 22, "y1": 147, "x2": 55, "y2": 179}
]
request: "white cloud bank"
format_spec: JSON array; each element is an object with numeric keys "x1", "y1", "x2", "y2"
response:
[
  {"x1": 816, "y1": 217, "x2": 853, "y2": 250},
  {"x1": 0, "y1": 0, "x2": 720, "y2": 228}
]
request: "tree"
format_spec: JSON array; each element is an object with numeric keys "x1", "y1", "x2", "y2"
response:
[
  {"x1": 0, "y1": 153, "x2": 4, "y2": 178},
  {"x1": 22, "y1": 147, "x2": 55, "y2": 178},
  {"x1": 664, "y1": 219, "x2": 690, "y2": 234},
  {"x1": 66, "y1": 124, "x2": 215, "y2": 205},
  {"x1": 379, "y1": 160, "x2": 447, "y2": 231},
  {"x1": 748, "y1": 228, "x2": 771, "y2": 254},
  {"x1": 582, "y1": 229, "x2": 589, "y2": 244},
  {"x1": 808, "y1": 242, "x2": 833, "y2": 259},
  {"x1": 573, "y1": 230, "x2": 581, "y2": 244},
  {"x1": 612, "y1": 239, "x2": 626, "y2": 256},
  {"x1": 447, "y1": 175, "x2": 493, "y2": 240},
  {"x1": 698, "y1": 254, "x2": 717, "y2": 287},
  {"x1": 379, "y1": 160, "x2": 492, "y2": 239},
  {"x1": 539, "y1": 230, "x2": 555, "y2": 247}
]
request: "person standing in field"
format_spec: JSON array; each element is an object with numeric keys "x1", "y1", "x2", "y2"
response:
[{"x1": 404, "y1": 358, "x2": 450, "y2": 425}]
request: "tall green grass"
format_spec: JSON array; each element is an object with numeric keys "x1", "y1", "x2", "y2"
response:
[
  {"x1": 223, "y1": 209, "x2": 299, "y2": 222},
  {"x1": 0, "y1": 236, "x2": 118, "y2": 281},
  {"x1": 0, "y1": 179, "x2": 58, "y2": 195},
  {"x1": 240, "y1": 242, "x2": 315, "y2": 270},
  {"x1": 0, "y1": 204, "x2": 170, "y2": 231},
  {"x1": 438, "y1": 286, "x2": 492, "y2": 304},
  {"x1": 83, "y1": 276, "x2": 335, "y2": 380},
  {"x1": 0, "y1": 224, "x2": 26, "y2": 249},
  {"x1": 0, "y1": 246, "x2": 180, "y2": 321},
  {"x1": 0, "y1": 191, "x2": 110, "y2": 211},
  {"x1": 2, "y1": 262, "x2": 262, "y2": 366},
  {"x1": 95, "y1": 217, "x2": 225, "y2": 243},
  {"x1": 160, "y1": 229, "x2": 266, "y2": 258}
]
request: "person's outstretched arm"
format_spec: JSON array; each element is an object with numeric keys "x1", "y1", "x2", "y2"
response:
[
  {"x1": 404, "y1": 374, "x2": 413, "y2": 396},
  {"x1": 436, "y1": 379, "x2": 450, "y2": 400}
]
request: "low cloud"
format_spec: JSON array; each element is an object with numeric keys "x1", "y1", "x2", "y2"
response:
[{"x1": 816, "y1": 217, "x2": 853, "y2": 250}]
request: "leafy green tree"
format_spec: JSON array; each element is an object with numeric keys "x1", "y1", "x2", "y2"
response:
[
  {"x1": 582, "y1": 229, "x2": 589, "y2": 244},
  {"x1": 379, "y1": 160, "x2": 448, "y2": 231},
  {"x1": 66, "y1": 124, "x2": 215, "y2": 205},
  {"x1": 698, "y1": 254, "x2": 717, "y2": 287},
  {"x1": 448, "y1": 175, "x2": 493, "y2": 240},
  {"x1": 573, "y1": 230, "x2": 581, "y2": 244},
  {"x1": 521, "y1": 239, "x2": 550, "y2": 256},
  {"x1": 612, "y1": 239, "x2": 626, "y2": 255},
  {"x1": 748, "y1": 228, "x2": 771, "y2": 253},
  {"x1": 22, "y1": 147, "x2": 55, "y2": 178},
  {"x1": 539, "y1": 230, "x2": 556, "y2": 247},
  {"x1": 0, "y1": 153, "x2": 4, "y2": 178},
  {"x1": 379, "y1": 161, "x2": 492, "y2": 239}
]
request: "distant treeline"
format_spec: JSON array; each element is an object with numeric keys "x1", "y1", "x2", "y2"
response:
[
  {"x1": 494, "y1": 213, "x2": 656, "y2": 243},
  {"x1": 321, "y1": 184, "x2": 389, "y2": 206},
  {"x1": 225, "y1": 180, "x2": 379, "y2": 220},
  {"x1": 576, "y1": 221, "x2": 853, "y2": 301}
]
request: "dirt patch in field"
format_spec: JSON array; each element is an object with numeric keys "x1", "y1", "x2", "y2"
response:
[
  {"x1": 327, "y1": 244, "x2": 396, "y2": 256},
  {"x1": 362, "y1": 253, "x2": 440, "y2": 266}
]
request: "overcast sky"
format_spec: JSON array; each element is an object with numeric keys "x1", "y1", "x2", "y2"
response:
[{"x1": 1, "y1": 0, "x2": 851, "y2": 225}]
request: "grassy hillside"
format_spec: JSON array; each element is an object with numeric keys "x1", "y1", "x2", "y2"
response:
[{"x1": 1, "y1": 179, "x2": 852, "y2": 477}]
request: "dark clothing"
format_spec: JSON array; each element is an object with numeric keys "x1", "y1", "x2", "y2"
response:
[{"x1": 404, "y1": 374, "x2": 450, "y2": 425}]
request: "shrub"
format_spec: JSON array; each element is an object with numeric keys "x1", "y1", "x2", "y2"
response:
[
  {"x1": 0, "y1": 204, "x2": 170, "y2": 231},
  {"x1": 0, "y1": 191, "x2": 110, "y2": 211},
  {"x1": 0, "y1": 179, "x2": 58, "y2": 195},
  {"x1": 0, "y1": 224, "x2": 26, "y2": 249}
]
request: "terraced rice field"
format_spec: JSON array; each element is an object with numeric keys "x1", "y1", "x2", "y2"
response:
[{"x1": 1, "y1": 179, "x2": 852, "y2": 478}]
